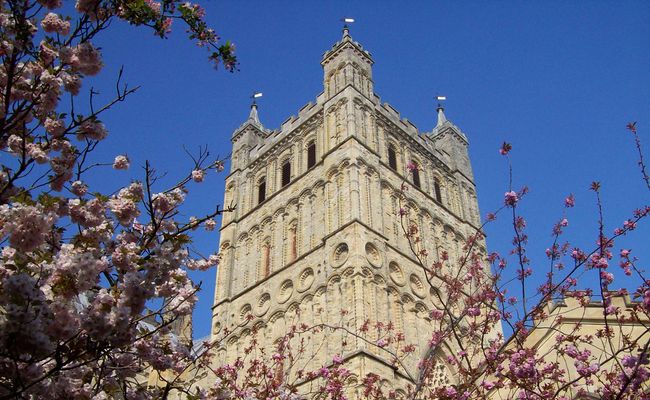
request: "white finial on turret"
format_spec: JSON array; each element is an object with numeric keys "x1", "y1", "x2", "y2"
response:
[
  {"x1": 249, "y1": 92, "x2": 263, "y2": 124},
  {"x1": 341, "y1": 17, "x2": 354, "y2": 37}
]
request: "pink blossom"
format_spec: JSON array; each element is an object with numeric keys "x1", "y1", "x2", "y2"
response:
[
  {"x1": 0, "y1": 204, "x2": 55, "y2": 252},
  {"x1": 565, "y1": 194, "x2": 575, "y2": 207},
  {"x1": 108, "y1": 195, "x2": 139, "y2": 226},
  {"x1": 113, "y1": 155, "x2": 130, "y2": 170},
  {"x1": 481, "y1": 380, "x2": 496, "y2": 390},
  {"x1": 376, "y1": 338, "x2": 387, "y2": 348},
  {"x1": 61, "y1": 72, "x2": 81, "y2": 95},
  {"x1": 204, "y1": 219, "x2": 216, "y2": 231},
  {"x1": 77, "y1": 119, "x2": 108, "y2": 140},
  {"x1": 191, "y1": 169, "x2": 204, "y2": 183},
  {"x1": 499, "y1": 141, "x2": 512, "y2": 155},
  {"x1": 504, "y1": 191, "x2": 519, "y2": 206},
  {"x1": 40, "y1": 13, "x2": 70, "y2": 35},
  {"x1": 623, "y1": 219, "x2": 637, "y2": 230},
  {"x1": 467, "y1": 307, "x2": 481, "y2": 317},
  {"x1": 144, "y1": 0, "x2": 162, "y2": 14},
  {"x1": 406, "y1": 161, "x2": 418, "y2": 172},
  {"x1": 152, "y1": 188, "x2": 185, "y2": 214},
  {"x1": 600, "y1": 271, "x2": 614, "y2": 284},
  {"x1": 71, "y1": 180, "x2": 88, "y2": 196},
  {"x1": 39, "y1": 41, "x2": 58, "y2": 65},
  {"x1": 70, "y1": 42, "x2": 103, "y2": 75},
  {"x1": 27, "y1": 143, "x2": 48, "y2": 164},
  {"x1": 44, "y1": 118, "x2": 66, "y2": 137},
  {"x1": 76, "y1": 0, "x2": 103, "y2": 19}
]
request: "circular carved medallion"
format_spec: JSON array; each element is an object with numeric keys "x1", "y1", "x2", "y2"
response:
[
  {"x1": 389, "y1": 262, "x2": 405, "y2": 286},
  {"x1": 255, "y1": 293, "x2": 271, "y2": 316},
  {"x1": 277, "y1": 279, "x2": 294, "y2": 303},
  {"x1": 331, "y1": 242, "x2": 349, "y2": 268},
  {"x1": 297, "y1": 268, "x2": 314, "y2": 292},
  {"x1": 365, "y1": 242, "x2": 383, "y2": 268},
  {"x1": 409, "y1": 274, "x2": 427, "y2": 298}
]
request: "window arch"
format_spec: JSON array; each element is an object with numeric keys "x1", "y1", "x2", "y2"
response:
[
  {"x1": 307, "y1": 141, "x2": 316, "y2": 169},
  {"x1": 411, "y1": 161, "x2": 421, "y2": 188},
  {"x1": 257, "y1": 177, "x2": 266, "y2": 204},
  {"x1": 281, "y1": 160, "x2": 291, "y2": 187},
  {"x1": 388, "y1": 145, "x2": 397, "y2": 170},
  {"x1": 434, "y1": 178, "x2": 442, "y2": 203}
]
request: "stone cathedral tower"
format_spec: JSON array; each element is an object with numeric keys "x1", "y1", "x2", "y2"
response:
[{"x1": 210, "y1": 28, "x2": 484, "y2": 395}]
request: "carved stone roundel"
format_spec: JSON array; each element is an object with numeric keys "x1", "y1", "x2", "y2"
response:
[
  {"x1": 365, "y1": 242, "x2": 382, "y2": 268},
  {"x1": 389, "y1": 261, "x2": 405, "y2": 286},
  {"x1": 409, "y1": 274, "x2": 427, "y2": 299},
  {"x1": 255, "y1": 293, "x2": 271, "y2": 316},
  {"x1": 297, "y1": 268, "x2": 314, "y2": 292},
  {"x1": 240, "y1": 304, "x2": 252, "y2": 322},
  {"x1": 331, "y1": 242, "x2": 349, "y2": 268},
  {"x1": 277, "y1": 279, "x2": 294, "y2": 304}
]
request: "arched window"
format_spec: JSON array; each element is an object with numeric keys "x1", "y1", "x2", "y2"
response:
[
  {"x1": 411, "y1": 161, "x2": 421, "y2": 188},
  {"x1": 307, "y1": 142, "x2": 316, "y2": 169},
  {"x1": 434, "y1": 179, "x2": 442, "y2": 203},
  {"x1": 281, "y1": 160, "x2": 291, "y2": 187},
  {"x1": 388, "y1": 145, "x2": 397, "y2": 170},
  {"x1": 258, "y1": 177, "x2": 266, "y2": 204}
]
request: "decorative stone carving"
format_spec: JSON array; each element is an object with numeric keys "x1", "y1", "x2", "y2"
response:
[
  {"x1": 365, "y1": 242, "x2": 382, "y2": 268},
  {"x1": 389, "y1": 261, "x2": 405, "y2": 286},
  {"x1": 240, "y1": 304, "x2": 252, "y2": 323},
  {"x1": 297, "y1": 268, "x2": 314, "y2": 292},
  {"x1": 277, "y1": 279, "x2": 294, "y2": 303},
  {"x1": 331, "y1": 242, "x2": 349, "y2": 268},
  {"x1": 255, "y1": 293, "x2": 271, "y2": 316},
  {"x1": 409, "y1": 274, "x2": 427, "y2": 299}
]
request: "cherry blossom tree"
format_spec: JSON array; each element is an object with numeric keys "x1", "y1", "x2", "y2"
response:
[
  {"x1": 0, "y1": 1, "x2": 234, "y2": 398},
  {"x1": 389, "y1": 130, "x2": 650, "y2": 400}
]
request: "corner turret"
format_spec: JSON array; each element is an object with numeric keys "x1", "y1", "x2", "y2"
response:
[
  {"x1": 230, "y1": 102, "x2": 268, "y2": 173},
  {"x1": 430, "y1": 104, "x2": 473, "y2": 180},
  {"x1": 321, "y1": 26, "x2": 374, "y2": 100}
]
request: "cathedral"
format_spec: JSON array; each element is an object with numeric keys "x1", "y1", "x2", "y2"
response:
[
  {"x1": 169, "y1": 26, "x2": 650, "y2": 400},
  {"x1": 208, "y1": 26, "x2": 485, "y2": 395}
]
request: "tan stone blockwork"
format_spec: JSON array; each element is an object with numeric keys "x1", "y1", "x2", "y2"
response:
[{"x1": 206, "y1": 28, "x2": 485, "y2": 397}]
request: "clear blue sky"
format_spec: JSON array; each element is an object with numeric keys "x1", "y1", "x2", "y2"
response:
[{"x1": 86, "y1": 1, "x2": 649, "y2": 339}]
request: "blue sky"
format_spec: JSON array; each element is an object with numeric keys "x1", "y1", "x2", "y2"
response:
[{"x1": 85, "y1": 1, "x2": 650, "y2": 338}]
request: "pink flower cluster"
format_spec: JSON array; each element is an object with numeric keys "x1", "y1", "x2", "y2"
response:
[
  {"x1": 113, "y1": 155, "x2": 130, "y2": 170},
  {"x1": 0, "y1": 204, "x2": 55, "y2": 252},
  {"x1": 504, "y1": 191, "x2": 519, "y2": 206},
  {"x1": 40, "y1": 13, "x2": 70, "y2": 35}
]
